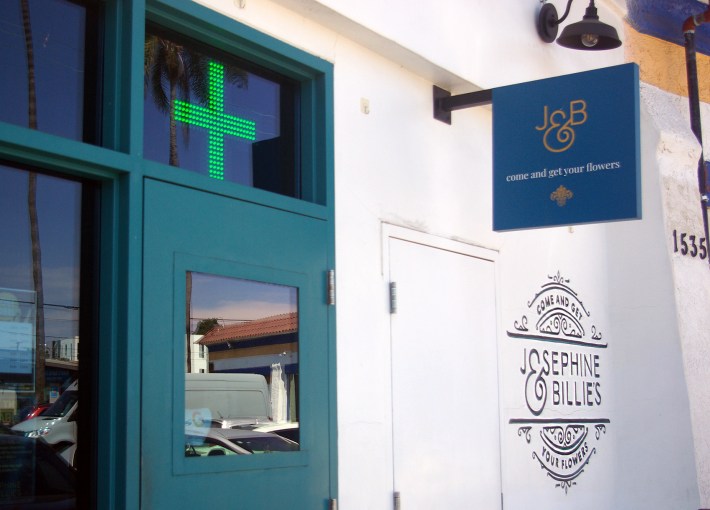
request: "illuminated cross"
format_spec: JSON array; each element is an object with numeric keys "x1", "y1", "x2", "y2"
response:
[{"x1": 173, "y1": 61, "x2": 256, "y2": 180}]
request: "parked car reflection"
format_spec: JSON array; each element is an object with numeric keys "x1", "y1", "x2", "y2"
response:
[
  {"x1": 185, "y1": 428, "x2": 298, "y2": 457},
  {"x1": 16, "y1": 403, "x2": 51, "y2": 423},
  {"x1": 0, "y1": 432, "x2": 76, "y2": 509},
  {"x1": 12, "y1": 380, "x2": 79, "y2": 466},
  {"x1": 238, "y1": 422, "x2": 299, "y2": 444}
]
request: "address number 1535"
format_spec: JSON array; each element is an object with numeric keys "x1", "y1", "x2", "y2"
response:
[{"x1": 672, "y1": 230, "x2": 708, "y2": 259}]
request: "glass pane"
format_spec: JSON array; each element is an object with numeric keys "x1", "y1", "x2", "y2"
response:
[
  {"x1": 185, "y1": 273, "x2": 300, "y2": 457},
  {"x1": 0, "y1": 0, "x2": 93, "y2": 142},
  {"x1": 144, "y1": 25, "x2": 300, "y2": 197},
  {"x1": 0, "y1": 164, "x2": 83, "y2": 506}
]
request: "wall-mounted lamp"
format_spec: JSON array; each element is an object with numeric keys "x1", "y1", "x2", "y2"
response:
[{"x1": 537, "y1": 0, "x2": 622, "y2": 50}]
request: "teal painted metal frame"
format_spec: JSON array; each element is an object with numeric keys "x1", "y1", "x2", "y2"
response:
[{"x1": 0, "y1": 0, "x2": 336, "y2": 507}]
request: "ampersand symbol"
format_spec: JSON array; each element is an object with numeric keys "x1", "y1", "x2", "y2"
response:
[
  {"x1": 536, "y1": 100, "x2": 588, "y2": 153},
  {"x1": 524, "y1": 349, "x2": 548, "y2": 416}
]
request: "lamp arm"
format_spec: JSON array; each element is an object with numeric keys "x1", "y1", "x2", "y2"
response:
[{"x1": 555, "y1": 0, "x2": 575, "y2": 25}]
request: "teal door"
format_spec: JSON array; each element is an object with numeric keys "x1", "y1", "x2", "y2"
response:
[{"x1": 141, "y1": 178, "x2": 334, "y2": 508}]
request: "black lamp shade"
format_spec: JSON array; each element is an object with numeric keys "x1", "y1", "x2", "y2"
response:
[
  {"x1": 556, "y1": 2, "x2": 622, "y2": 50},
  {"x1": 557, "y1": 18, "x2": 622, "y2": 49}
]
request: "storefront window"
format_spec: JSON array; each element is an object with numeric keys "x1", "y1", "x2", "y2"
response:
[
  {"x1": 185, "y1": 273, "x2": 300, "y2": 457},
  {"x1": 0, "y1": 0, "x2": 99, "y2": 143},
  {"x1": 144, "y1": 25, "x2": 300, "y2": 197},
  {"x1": 0, "y1": 163, "x2": 90, "y2": 506}
]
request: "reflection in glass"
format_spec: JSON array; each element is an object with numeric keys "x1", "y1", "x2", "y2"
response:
[
  {"x1": 185, "y1": 273, "x2": 300, "y2": 457},
  {"x1": 0, "y1": 0, "x2": 94, "y2": 142},
  {"x1": 1, "y1": 164, "x2": 83, "y2": 506},
  {"x1": 144, "y1": 25, "x2": 300, "y2": 197}
]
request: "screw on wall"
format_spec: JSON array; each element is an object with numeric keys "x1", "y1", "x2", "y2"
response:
[{"x1": 360, "y1": 98, "x2": 370, "y2": 115}]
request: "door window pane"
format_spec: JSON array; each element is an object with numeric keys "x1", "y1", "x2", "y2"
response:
[
  {"x1": 185, "y1": 273, "x2": 300, "y2": 457},
  {"x1": 144, "y1": 25, "x2": 300, "y2": 197},
  {"x1": 0, "y1": 0, "x2": 98, "y2": 142},
  {"x1": 0, "y1": 164, "x2": 86, "y2": 506}
]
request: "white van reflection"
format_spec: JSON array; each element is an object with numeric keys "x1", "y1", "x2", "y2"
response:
[
  {"x1": 12, "y1": 380, "x2": 78, "y2": 466},
  {"x1": 185, "y1": 373, "x2": 271, "y2": 429},
  {"x1": 184, "y1": 373, "x2": 299, "y2": 458}
]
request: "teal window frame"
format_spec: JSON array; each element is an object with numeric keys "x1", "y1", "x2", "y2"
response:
[{"x1": 0, "y1": 0, "x2": 335, "y2": 508}]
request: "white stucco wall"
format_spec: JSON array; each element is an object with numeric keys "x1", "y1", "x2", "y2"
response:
[
  {"x1": 643, "y1": 82, "x2": 710, "y2": 505},
  {"x1": 197, "y1": 0, "x2": 702, "y2": 508}
]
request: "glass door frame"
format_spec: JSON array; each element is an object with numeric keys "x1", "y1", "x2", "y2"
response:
[{"x1": 141, "y1": 177, "x2": 335, "y2": 507}]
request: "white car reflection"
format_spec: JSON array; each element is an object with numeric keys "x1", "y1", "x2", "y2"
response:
[
  {"x1": 238, "y1": 422, "x2": 299, "y2": 444},
  {"x1": 185, "y1": 428, "x2": 298, "y2": 457}
]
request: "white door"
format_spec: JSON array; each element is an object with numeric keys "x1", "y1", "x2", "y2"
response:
[{"x1": 388, "y1": 231, "x2": 501, "y2": 509}]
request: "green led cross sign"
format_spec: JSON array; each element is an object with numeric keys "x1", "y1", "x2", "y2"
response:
[{"x1": 174, "y1": 61, "x2": 256, "y2": 180}]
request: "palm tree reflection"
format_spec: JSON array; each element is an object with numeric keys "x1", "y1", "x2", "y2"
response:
[
  {"x1": 21, "y1": 0, "x2": 46, "y2": 404},
  {"x1": 144, "y1": 32, "x2": 249, "y2": 167}
]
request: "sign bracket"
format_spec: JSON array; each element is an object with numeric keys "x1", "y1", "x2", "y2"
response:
[{"x1": 433, "y1": 86, "x2": 492, "y2": 124}]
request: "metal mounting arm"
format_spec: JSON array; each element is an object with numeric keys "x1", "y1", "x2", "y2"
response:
[{"x1": 433, "y1": 86, "x2": 493, "y2": 124}]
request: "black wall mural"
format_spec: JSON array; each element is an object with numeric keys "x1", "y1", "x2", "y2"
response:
[{"x1": 507, "y1": 272, "x2": 609, "y2": 493}]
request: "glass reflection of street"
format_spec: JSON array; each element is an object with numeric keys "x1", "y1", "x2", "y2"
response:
[{"x1": 185, "y1": 273, "x2": 300, "y2": 456}]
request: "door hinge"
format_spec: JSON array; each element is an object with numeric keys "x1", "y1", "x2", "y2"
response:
[
  {"x1": 327, "y1": 269, "x2": 336, "y2": 306},
  {"x1": 389, "y1": 282, "x2": 398, "y2": 314},
  {"x1": 328, "y1": 498, "x2": 338, "y2": 510},
  {"x1": 394, "y1": 491, "x2": 401, "y2": 510}
]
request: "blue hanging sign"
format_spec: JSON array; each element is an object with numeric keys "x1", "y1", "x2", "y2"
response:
[{"x1": 492, "y1": 63, "x2": 641, "y2": 231}]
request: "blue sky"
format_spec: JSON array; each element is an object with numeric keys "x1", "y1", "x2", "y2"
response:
[
  {"x1": 0, "y1": 165, "x2": 82, "y2": 342},
  {"x1": 190, "y1": 272, "x2": 296, "y2": 330}
]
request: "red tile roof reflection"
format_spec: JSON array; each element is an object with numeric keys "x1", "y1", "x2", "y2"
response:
[{"x1": 197, "y1": 312, "x2": 298, "y2": 346}]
